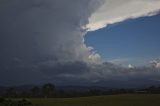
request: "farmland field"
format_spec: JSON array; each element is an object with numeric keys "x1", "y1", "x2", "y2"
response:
[{"x1": 28, "y1": 94, "x2": 160, "y2": 106}]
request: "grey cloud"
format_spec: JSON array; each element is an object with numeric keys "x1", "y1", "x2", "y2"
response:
[
  {"x1": 38, "y1": 61, "x2": 160, "y2": 87},
  {"x1": 0, "y1": 0, "x2": 101, "y2": 64},
  {"x1": 0, "y1": 0, "x2": 102, "y2": 85},
  {"x1": 0, "y1": 0, "x2": 160, "y2": 87}
]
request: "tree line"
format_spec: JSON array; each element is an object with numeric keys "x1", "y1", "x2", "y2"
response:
[{"x1": 0, "y1": 83, "x2": 160, "y2": 99}]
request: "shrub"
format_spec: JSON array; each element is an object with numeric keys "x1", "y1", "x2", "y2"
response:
[
  {"x1": 0, "y1": 97, "x2": 5, "y2": 103},
  {"x1": 17, "y1": 99, "x2": 32, "y2": 105},
  {"x1": 1, "y1": 98, "x2": 32, "y2": 106}
]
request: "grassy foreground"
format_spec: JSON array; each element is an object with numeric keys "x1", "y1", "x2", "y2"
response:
[{"x1": 28, "y1": 94, "x2": 160, "y2": 106}]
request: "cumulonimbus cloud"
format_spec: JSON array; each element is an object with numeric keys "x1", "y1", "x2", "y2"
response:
[
  {"x1": 0, "y1": 0, "x2": 102, "y2": 85},
  {"x1": 0, "y1": 0, "x2": 160, "y2": 86}
]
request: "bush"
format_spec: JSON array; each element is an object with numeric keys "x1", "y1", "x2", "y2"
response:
[
  {"x1": 0, "y1": 97, "x2": 5, "y2": 103},
  {"x1": 3, "y1": 99, "x2": 15, "y2": 106},
  {"x1": 1, "y1": 98, "x2": 32, "y2": 106},
  {"x1": 17, "y1": 99, "x2": 32, "y2": 105}
]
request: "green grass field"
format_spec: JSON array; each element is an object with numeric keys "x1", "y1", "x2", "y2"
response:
[{"x1": 27, "y1": 94, "x2": 160, "y2": 106}]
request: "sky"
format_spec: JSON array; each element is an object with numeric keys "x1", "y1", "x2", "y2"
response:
[
  {"x1": 0, "y1": 0, "x2": 160, "y2": 87},
  {"x1": 86, "y1": 13, "x2": 160, "y2": 66}
]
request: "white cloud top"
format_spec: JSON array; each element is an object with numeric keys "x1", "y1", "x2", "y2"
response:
[{"x1": 87, "y1": 0, "x2": 160, "y2": 31}]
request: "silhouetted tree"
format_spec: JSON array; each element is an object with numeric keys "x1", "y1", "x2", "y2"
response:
[
  {"x1": 42, "y1": 83, "x2": 55, "y2": 98},
  {"x1": 31, "y1": 86, "x2": 40, "y2": 97},
  {"x1": 6, "y1": 87, "x2": 17, "y2": 98}
]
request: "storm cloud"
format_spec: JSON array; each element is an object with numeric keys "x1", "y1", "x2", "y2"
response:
[
  {"x1": 0, "y1": 0, "x2": 160, "y2": 87},
  {"x1": 0, "y1": 0, "x2": 103, "y2": 85}
]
